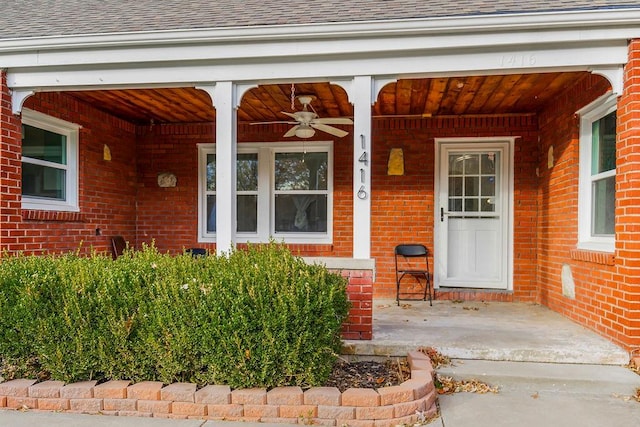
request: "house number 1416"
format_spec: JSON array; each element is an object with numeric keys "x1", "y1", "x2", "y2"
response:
[{"x1": 358, "y1": 136, "x2": 368, "y2": 199}]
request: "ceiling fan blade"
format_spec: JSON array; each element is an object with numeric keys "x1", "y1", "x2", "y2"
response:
[
  {"x1": 311, "y1": 123, "x2": 349, "y2": 138},
  {"x1": 280, "y1": 111, "x2": 300, "y2": 120},
  {"x1": 250, "y1": 121, "x2": 297, "y2": 125},
  {"x1": 312, "y1": 117, "x2": 353, "y2": 125},
  {"x1": 283, "y1": 125, "x2": 301, "y2": 138}
]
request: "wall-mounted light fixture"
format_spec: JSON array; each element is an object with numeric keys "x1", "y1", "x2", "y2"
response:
[
  {"x1": 103, "y1": 144, "x2": 112, "y2": 161},
  {"x1": 387, "y1": 148, "x2": 404, "y2": 175}
]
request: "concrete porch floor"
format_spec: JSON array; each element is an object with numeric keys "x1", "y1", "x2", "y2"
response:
[{"x1": 343, "y1": 299, "x2": 630, "y2": 365}]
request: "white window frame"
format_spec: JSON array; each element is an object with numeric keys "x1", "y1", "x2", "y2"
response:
[
  {"x1": 21, "y1": 108, "x2": 80, "y2": 212},
  {"x1": 197, "y1": 141, "x2": 333, "y2": 244},
  {"x1": 577, "y1": 93, "x2": 617, "y2": 253}
]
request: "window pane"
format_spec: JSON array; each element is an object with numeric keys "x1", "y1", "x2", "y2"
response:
[
  {"x1": 449, "y1": 198, "x2": 462, "y2": 212},
  {"x1": 237, "y1": 195, "x2": 257, "y2": 233},
  {"x1": 592, "y1": 176, "x2": 615, "y2": 236},
  {"x1": 206, "y1": 154, "x2": 216, "y2": 191},
  {"x1": 207, "y1": 153, "x2": 258, "y2": 192},
  {"x1": 237, "y1": 153, "x2": 258, "y2": 191},
  {"x1": 207, "y1": 195, "x2": 258, "y2": 233},
  {"x1": 464, "y1": 154, "x2": 479, "y2": 174},
  {"x1": 481, "y1": 198, "x2": 495, "y2": 212},
  {"x1": 22, "y1": 162, "x2": 66, "y2": 200},
  {"x1": 449, "y1": 177, "x2": 462, "y2": 196},
  {"x1": 206, "y1": 195, "x2": 216, "y2": 232},
  {"x1": 275, "y1": 152, "x2": 327, "y2": 191},
  {"x1": 592, "y1": 111, "x2": 616, "y2": 174},
  {"x1": 464, "y1": 198, "x2": 478, "y2": 212},
  {"x1": 22, "y1": 124, "x2": 67, "y2": 164},
  {"x1": 480, "y1": 176, "x2": 495, "y2": 196},
  {"x1": 481, "y1": 153, "x2": 497, "y2": 174},
  {"x1": 275, "y1": 194, "x2": 327, "y2": 233},
  {"x1": 464, "y1": 176, "x2": 479, "y2": 197},
  {"x1": 448, "y1": 154, "x2": 464, "y2": 175}
]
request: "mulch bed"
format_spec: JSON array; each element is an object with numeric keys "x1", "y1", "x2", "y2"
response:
[{"x1": 324, "y1": 358, "x2": 411, "y2": 392}]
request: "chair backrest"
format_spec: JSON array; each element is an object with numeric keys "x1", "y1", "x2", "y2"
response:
[
  {"x1": 185, "y1": 247, "x2": 207, "y2": 257},
  {"x1": 111, "y1": 236, "x2": 126, "y2": 259},
  {"x1": 395, "y1": 244, "x2": 428, "y2": 257}
]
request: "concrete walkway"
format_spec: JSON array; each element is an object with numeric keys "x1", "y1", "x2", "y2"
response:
[
  {"x1": 433, "y1": 359, "x2": 640, "y2": 427},
  {"x1": 343, "y1": 299, "x2": 630, "y2": 365},
  {"x1": 0, "y1": 412, "x2": 288, "y2": 426}
]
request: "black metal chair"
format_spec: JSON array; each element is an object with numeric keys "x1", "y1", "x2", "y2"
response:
[
  {"x1": 185, "y1": 247, "x2": 207, "y2": 258},
  {"x1": 394, "y1": 244, "x2": 433, "y2": 306},
  {"x1": 111, "y1": 235, "x2": 126, "y2": 259}
]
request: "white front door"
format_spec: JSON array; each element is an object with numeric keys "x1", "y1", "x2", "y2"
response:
[{"x1": 436, "y1": 140, "x2": 512, "y2": 289}]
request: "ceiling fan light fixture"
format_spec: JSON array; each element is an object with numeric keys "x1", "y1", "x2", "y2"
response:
[{"x1": 295, "y1": 125, "x2": 315, "y2": 139}]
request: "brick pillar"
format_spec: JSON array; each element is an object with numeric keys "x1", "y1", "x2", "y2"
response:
[
  {"x1": 0, "y1": 71, "x2": 23, "y2": 253},
  {"x1": 334, "y1": 269, "x2": 373, "y2": 340},
  {"x1": 615, "y1": 39, "x2": 640, "y2": 351}
]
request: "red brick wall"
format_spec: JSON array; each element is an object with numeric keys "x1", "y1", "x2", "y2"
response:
[
  {"x1": 135, "y1": 121, "x2": 354, "y2": 256},
  {"x1": 1, "y1": 91, "x2": 138, "y2": 255},
  {"x1": 0, "y1": 71, "x2": 23, "y2": 253},
  {"x1": 371, "y1": 116, "x2": 539, "y2": 299},
  {"x1": 133, "y1": 116, "x2": 540, "y2": 299},
  {"x1": 614, "y1": 39, "x2": 640, "y2": 350},
  {"x1": 536, "y1": 67, "x2": 637, "y2": 350}
]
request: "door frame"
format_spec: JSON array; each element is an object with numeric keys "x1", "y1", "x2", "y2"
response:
[{"x1": 433, "y1": 137, "x2": 515, "y2": 291}]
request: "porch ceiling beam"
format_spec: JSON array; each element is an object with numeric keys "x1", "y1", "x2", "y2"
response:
[{"x1": 5, "y1": 42, "x2": 628, "y2": 93}]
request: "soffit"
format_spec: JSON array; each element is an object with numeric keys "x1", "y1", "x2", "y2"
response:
[{"x1": 64, "y1": 72, "x2": 588, "y2": 125}]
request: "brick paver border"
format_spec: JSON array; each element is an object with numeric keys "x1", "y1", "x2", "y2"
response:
[{"x1": 0, "y1": 351, "x2": 437, "y2": 426}]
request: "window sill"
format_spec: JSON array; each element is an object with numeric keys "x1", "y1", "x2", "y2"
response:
[
  {"x1": 22, "y1": 210, "x2": 85, "y2": 222},
  {"x1": 570, "y1": 249, "x2": 615, "y2": 266}
]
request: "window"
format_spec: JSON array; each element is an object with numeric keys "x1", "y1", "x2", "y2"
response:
[
  {"x1": 21, "y1": 109, "x2": 79, "y2": 211},
  {"x1": 578, "y1": 94, "x2": 617, "y2": 252},
  {"x1": 198, "y1": 142, "x2": 332, "y2": 243},
  {"x1": 203, "y1": 150, "x2": 259, "y2": 234}
]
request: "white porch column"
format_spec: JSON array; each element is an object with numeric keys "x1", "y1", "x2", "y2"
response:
[
  {"x1": 350, "y1": 76, "x2": 373, "y2": 259},
  {"x1": 212, "y1": 81, "x2": 237, "y2": 255}
]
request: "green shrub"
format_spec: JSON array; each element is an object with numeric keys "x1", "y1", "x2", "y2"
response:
[{"x1": 0, "y1": 243, "x2": 350, "y2": 388}]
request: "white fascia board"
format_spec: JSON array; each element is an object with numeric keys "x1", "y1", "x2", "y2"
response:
[
  {"x1": 0, "y1": 27, "x2": 634, "y2": 69},
  {"x1": 1, "y1": 9, "x2": 640, "y2": 69},
  {"x1": 6, "y1": 41, "x2": 628, "y2": 90}
]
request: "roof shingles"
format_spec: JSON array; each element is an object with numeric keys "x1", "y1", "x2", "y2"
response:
[{"x1": 1, "y1": 0, "x2": 639, "y2": 40}]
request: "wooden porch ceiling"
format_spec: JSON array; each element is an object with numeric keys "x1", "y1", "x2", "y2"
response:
[{"x1": 65, "y1": 72, "x2": 588, "y2": 125}]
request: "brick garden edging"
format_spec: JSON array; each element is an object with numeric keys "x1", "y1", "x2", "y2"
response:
[{"x1": 0, "y1": 351, "x2": 437, "y2": 426}]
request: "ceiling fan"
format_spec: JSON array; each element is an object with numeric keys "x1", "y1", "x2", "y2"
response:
[{"x1": 253, "y1": 95, "x2": 353, "y2": 139}]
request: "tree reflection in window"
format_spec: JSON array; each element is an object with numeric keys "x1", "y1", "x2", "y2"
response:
[
  {"x1": 274, "y1": 152, "x2": 328, "y2": 233},
  {"x1": 206, "y1": 152, "x2": 258, "y2": 233}
]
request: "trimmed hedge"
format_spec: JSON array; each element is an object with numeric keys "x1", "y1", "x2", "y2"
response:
[{"x1": 0, "y1": 243, "x2": 350, "y2": 389}]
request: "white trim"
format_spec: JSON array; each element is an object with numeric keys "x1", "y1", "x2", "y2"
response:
[
  {"x1": 212, "y1": 81, "x2": 237, "y2": 255},
  {"x1": 2, "y1": 8, "x2": 636, "y2": 94},
  {"x1": 577, "y1": 93, "x2": 617, "y2": 253},
  {"x1": 434, "y1": 137, "x2": 515, "y2": 290},
  {"x1": 197, "y1": 141, "x2": 334, "y2": 245},
  {"x1": 1, "y1": 9, "x2": 639, "y2": 53},
  {"x1": 339, "y1": 75, "x2": 373, "y2": 259},
  {"x1": 20, "y1": 108, "x2": 80, "y2": 212}
]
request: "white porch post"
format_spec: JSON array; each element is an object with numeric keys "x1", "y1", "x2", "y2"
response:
[
  {"x1": 212, "y1": 81, "x2": 237, "y2": 255},
  {"x1": 351, "y1": 76, "x2": 373, "y2": 259}
]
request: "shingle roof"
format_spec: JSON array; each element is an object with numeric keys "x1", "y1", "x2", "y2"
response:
[{"x1": 1, "y1": 0, "x2": 639, "y2": 40}]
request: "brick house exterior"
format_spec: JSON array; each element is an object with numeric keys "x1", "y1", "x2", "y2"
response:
[{"x1": 1, "y1": 2, "x2": 640, "y2": 352}]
